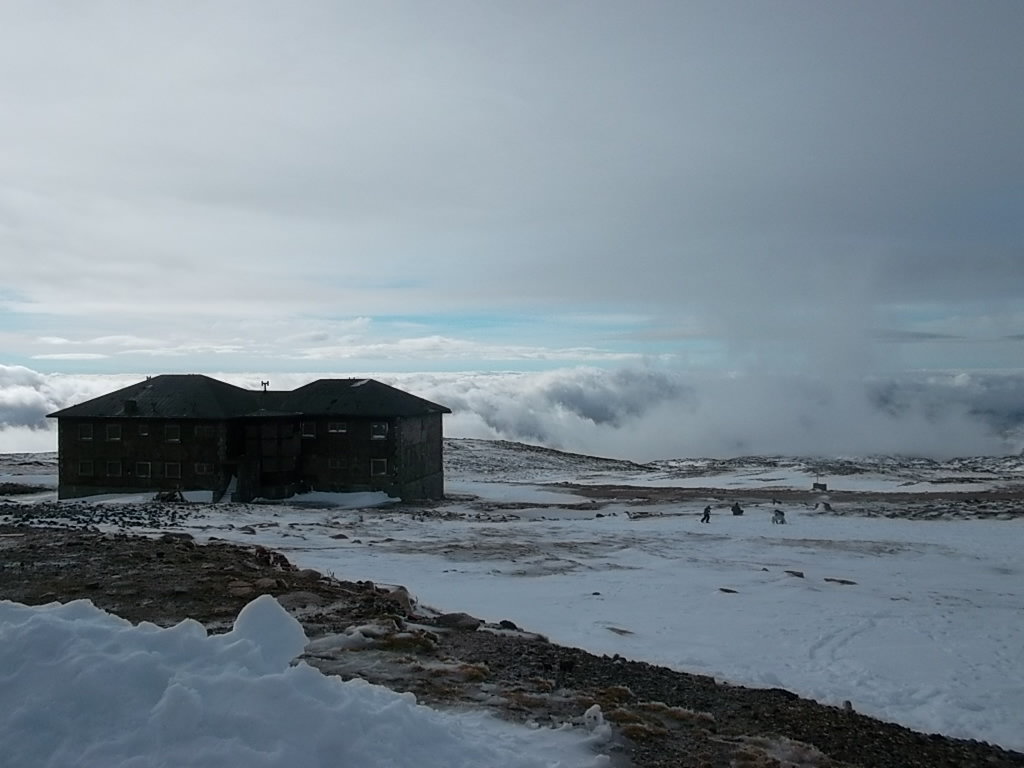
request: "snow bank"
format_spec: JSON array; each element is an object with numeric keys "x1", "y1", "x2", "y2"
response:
[
  {"x1": 256, "y1": 490, "x2": 396, "y2": 508},
  {"x1": 0, "y1": 595, "x2": 608, "y2": 768}
]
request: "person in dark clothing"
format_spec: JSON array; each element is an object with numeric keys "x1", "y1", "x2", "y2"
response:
[
  {"x1": 701, "y1": 505, "x2": 711, "y2": 523},
  {"x1": 731, "y1": 502, "x2": 744, "y2": 516}
]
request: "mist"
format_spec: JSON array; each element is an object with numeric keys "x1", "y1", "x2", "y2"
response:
[{"x1": 2, "y1": 364, "x2": 1021, "y2": 461}]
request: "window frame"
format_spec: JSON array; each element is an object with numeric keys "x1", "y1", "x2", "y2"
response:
[
  {"x1": 165, "y1": 424, "x2": 181, "y2": 443},
  {"x1": 165, "y1": 462, "x2": 181, "y2": 479},
  {"x1": 194, "y1": 462, "x2": 213, "y2": 476},
  {"x1": 135, "y1": 461, "x2": 151, "y2": 479},
  {"x1": 79, "y1": 423, "x2": 93, "y2": 441},
  {"x1": 328, "y1": 421, "x2": 347, "y2": 434},
  {"x1": 370, "y1": 421, "x2": 388, "y2": 440},
  {"x1": 78, "y1": 460, "x2": 94, "y2": 476},
  {"x1": 370, "y1": 458, "x2": 388, "y2": 476},
  {"x1": 301, "y1": 421, "x2": 317, "y2": 438},
  {"x1": 106, "y1": 460, "x2": 122, "y2": 478},
  {"x1": 106, "y1": 423, "x2": 122, "y2": 442}
]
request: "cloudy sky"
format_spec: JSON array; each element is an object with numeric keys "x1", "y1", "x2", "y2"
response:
[
  {"x1": 1, "y1": 3, "x2": 1022, "y2": 459},
  {"x1": 1, "y1": 1, "x2": 1021, "y2": 375}
]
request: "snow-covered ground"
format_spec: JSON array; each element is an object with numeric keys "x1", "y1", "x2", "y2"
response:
[
  {"x1": 3, "y1": 440, "x2": 1024, "y2": 756},
  {"x1": 0, "y1": 596, "x2": 610, "y2": 767}
]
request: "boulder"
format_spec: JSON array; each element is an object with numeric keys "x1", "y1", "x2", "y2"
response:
[{"x1": 435, "y1": 612, "x2": 482, "y2": 631}]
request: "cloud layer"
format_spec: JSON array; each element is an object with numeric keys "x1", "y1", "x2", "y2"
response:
[
  {"x1": 4, "y1": 364, "x2": 1021, "y2": 460},
  {"x1": 1, "y1": 2, "x2": 1022, "y2": 374}
]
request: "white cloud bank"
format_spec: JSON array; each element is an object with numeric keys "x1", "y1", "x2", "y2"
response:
[{"x1": 3, "y1": 364, "x2": 1022, "y2": 460}]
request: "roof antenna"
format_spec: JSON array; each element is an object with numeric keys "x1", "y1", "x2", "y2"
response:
[{"x1": 260, "y1": 380, "x2": 270, "y2": 392}]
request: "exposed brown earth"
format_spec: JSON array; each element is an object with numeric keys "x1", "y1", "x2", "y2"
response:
[
  {"x1": 0, "y1": 482, "x2": 50, "y2": 496},
  {"x1": 563, "y1": 483, "x2": 1024, "y2": 520},
  {"x1": 2, "y1": 520, "x2": 1022, "y2": 768},
  {"x1": 567, "y1": 482, "x2": 1024, "y2": 504}
]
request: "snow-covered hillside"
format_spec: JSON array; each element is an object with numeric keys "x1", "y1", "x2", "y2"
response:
[
  {"x1": 3, "y1": 439, "x2": 1024, "y2": 752},
  {"x1": 444, "y1": 438, "x2": 1024, "y2": 493}
]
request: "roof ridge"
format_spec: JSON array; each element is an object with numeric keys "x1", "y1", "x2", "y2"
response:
[{"x1": 47, "y1": 375, "x2": 451, "y2": 419}]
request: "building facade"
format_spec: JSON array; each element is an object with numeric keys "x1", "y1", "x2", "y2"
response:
[{"x1": 48, "y1": 375, "x2": 451, "y2": 502}]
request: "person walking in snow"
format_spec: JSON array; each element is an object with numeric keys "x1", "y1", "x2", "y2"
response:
[{"x1": 701, "y1": 505, "x2": 711, "y2": 523}]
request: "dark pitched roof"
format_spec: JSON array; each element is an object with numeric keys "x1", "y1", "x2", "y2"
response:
[
  {"x1": 47, "y1": 375, "x2": 452, "y2": 420},
  {"x1": 278, "y1": 379, "x2": 451, "y2": 417},
  {"x1": 47, "y1": 374, "x2": 262, "y2": 419},
  {"x1": 238, "y1": 390, "x2": 297, "y2": 417}
]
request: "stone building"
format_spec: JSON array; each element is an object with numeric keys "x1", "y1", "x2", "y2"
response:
[{"x1": 48, "y1": 374, "x2": 451, "y2": 501}]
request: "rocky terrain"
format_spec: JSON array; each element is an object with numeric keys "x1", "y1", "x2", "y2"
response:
[
  {"x1": 3, "y1": 515, "x2": 1023, "y2": 768},
  {"x1": 4, "y1": 443, "x2": 1024, "y2": 765}
]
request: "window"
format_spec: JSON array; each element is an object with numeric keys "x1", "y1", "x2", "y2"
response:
[
  {"x1": 138, "y1": 423, "x2": 149, "y2": 436},
  {"x1": 106, "y1": 461, "x2": 122, "y2": 478},
  {"x1": 194, "y1": 462, "x2": 213, "y2": 475},
  {"x1": 301, "y1": 421, "x2": 316, "y2": 438},
  {"x1": 194, "y1": 425, "x2": 216, "y2": 439},
  {"x1": 79, "y1": 424, "x2": 93, "y2": 441},
  {"x1": 370, "y1": 422, "x2": 388, "y2": 440},
  {"x1": 78, "y1": 461, "x2": 93, "y2": 476},
  {"x1": 135, "y1": 462, "x2": 151, "y2": 479},
  {"x1": 165, "y1": 462, "x2": 181, "y2": 479},
  {"x1": 328, "y1": 457, "x2": 344, "y2": 470},
  {"x1": 165, "y1": 424, "x2": 180, "y2": 442},
  {"x1": 328, "y1": 422, "x2": 347, "y2": 433},
  {"x1": 106, "y1": 424, "x2": 121, "y2": 441},
  {"x1": 371, "y1": 458, "x2": 388, "y2": 476}
]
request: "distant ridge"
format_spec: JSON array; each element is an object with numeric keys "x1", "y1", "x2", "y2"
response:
[{"x1": 442, "y1": 438, "x2": 1024, "y2": 490}]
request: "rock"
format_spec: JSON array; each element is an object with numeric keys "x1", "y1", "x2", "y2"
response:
[
  {"x1": 160, "y1": 532, "x2": 194, "y2": 543},
  {"x1": 719, "y1": 587, "x2": 738, "y2": 593},
  {"x1": 295, "y1": 568, "x2": 323, "y2": 581},
  {"x1": 435, "y1": 612, "x2": 482, "y2": 631},
  {"x1": 824, "y1": 577, "x2": 857, "y2": 585},
  {"x1": 275, "y1": 591, "x2": 326, "y2": 609},
  {"x1": 498, "y1": 619, "x2": 519, "y2": 631},
  {"x1": 784, "y1": 570, "x2": 805, "y2": 578},
  {"x1": 384, "y1": 586, "x2": 414, "y2": 615},
  {"x1": 228, "y1": 579, "x2": 254, "y2": 597}
]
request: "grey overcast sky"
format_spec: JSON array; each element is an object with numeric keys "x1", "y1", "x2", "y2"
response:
[{"x1": 1, "y1": 1, "x2": 1022, "y2": 375}]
